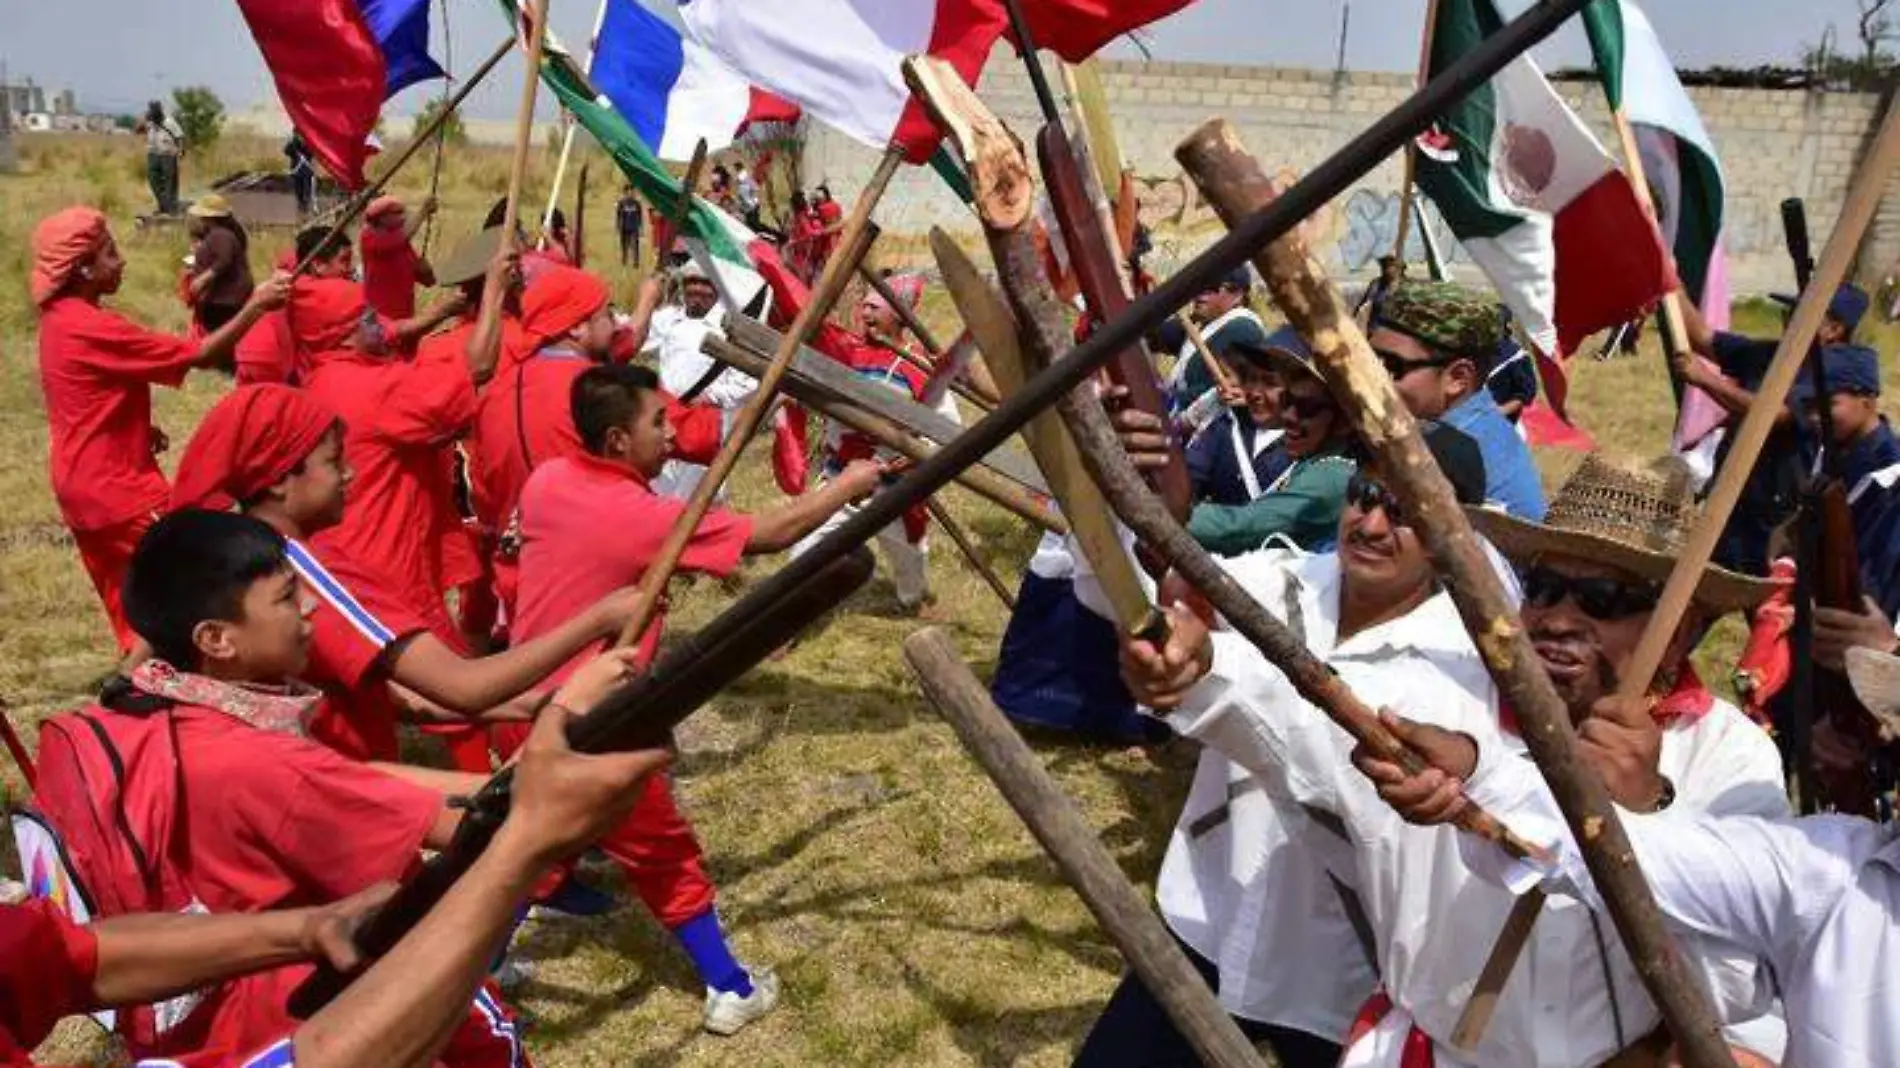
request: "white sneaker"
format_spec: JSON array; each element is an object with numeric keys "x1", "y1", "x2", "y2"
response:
[{"x1": 702, "y1": 965, "x2": 780, "y2": 1036}]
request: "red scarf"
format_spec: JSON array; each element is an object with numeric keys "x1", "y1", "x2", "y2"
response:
[{"x1": 1498, "y1": 662, "x2": 1714, "y2": 737}]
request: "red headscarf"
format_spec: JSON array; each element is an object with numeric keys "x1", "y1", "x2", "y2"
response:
[
  {"x1": 365, "y1": 195, "x2": 404, "y2": 222},
  {"x1": 288, "y1": 277, "x2": 369, "y2": 354},
  {"x1": 171, "y1": 385, "x2": 340, "y2": 512},
  {"x1": 30, "y1": 207, "x2": 109, "y2": 306},
  {"x1": 519, "y1": 265, "x2": 610, "y2": 350},
  {"x1": 863, "y1": 272, "x2": 925, "y2": 315}
]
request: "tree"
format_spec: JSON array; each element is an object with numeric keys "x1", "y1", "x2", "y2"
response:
[
  {"x1": 1861, "y1": 0, "x2": 1896, "y2": 68},
  {"x1": 412, "y1": 98, "x2": 468, "y2": 147},
  {"x1": 170, "y1": 86, "x2": 226, "y2": 153}
]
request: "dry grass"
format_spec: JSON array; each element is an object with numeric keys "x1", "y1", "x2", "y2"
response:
[{"x1": 3, "y1": 132, "x2": 1898, "y2": 1066}]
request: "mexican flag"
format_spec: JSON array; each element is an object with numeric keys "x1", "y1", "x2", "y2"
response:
[
  {"x1": 1415, "y1": 0, "x2": 1674, "y2": 410},
  {"x1": 1580, "y1": 0, "x2": 1735, "y2": 449},
  {"x1": 496, "y1": 0, "x2": 768, "y2": 309}
]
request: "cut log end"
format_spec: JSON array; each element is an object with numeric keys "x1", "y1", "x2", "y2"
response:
[{"x1": 904, "y1": 55, "x2": 1033, "y2": 231}]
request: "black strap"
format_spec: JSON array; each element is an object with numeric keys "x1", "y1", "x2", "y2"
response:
[
  {"x1": 76, "y1": 714, "x2": 161, "y2": 898},
  {"x1": 681, "y1": 360, "x2": 726, "y2": 405},
  {"x1": 513, "y1": 359, "x2": 535, "y2": 470}
]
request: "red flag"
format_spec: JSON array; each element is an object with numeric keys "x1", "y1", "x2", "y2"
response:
[
  {"x1": 1010, "y1": 0, "x2": 1195, "y2": 62},
  {"x1": 234, "y1": 0, "x2": 384, "y2": 188}
]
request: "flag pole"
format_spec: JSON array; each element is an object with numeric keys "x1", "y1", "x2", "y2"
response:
[
  {"x1": 614, "y1": 143, "x2": 908, "y2": 649},
  {"x1": 291, "y1": 34, "x2": 514, "y2": 278},
  {"x1": 1609, "y1": 111, "x2": 1695, "y2": 377},
  {"x1": 1391, "y1": 0, "x2": 1442, "y2": 262},
  {"x1": 541, "y1": 0, "x2": 611, "y2": 240}
]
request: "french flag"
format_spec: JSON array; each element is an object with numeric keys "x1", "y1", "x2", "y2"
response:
[
  {"x1": 234, "y1": 0, "x2": 444, "y2": 188},
  {"x1": 591, "y1": 0, "x2": 797, "y2": 163}
]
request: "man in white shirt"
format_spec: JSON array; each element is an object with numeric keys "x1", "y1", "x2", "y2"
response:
[
  {"x1": 1115, "y1": 454, "x2": 1790, "y2": 1068},
  {"x1": 1071, "y1": 425, "x2": 1492, "y2": 1068},
  {"x1": 1356, "y1": 653, "x2": 1900, "y2": 1068},
  {"x1": 630, "y1": 262, "x2": 755, "y2": 499}
]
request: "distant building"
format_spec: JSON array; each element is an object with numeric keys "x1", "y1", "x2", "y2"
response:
[{"x1": 2, "y1": 78, "x2": 47, "y2": 119}]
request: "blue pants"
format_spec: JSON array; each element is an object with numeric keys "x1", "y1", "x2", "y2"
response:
[{"x1": 1071, "y1": 939, "x2": 1342, "y2": 1068}]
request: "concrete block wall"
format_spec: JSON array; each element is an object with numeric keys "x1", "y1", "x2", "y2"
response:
[{"x1": 804, "y1": 47, "x2": 1897, "y2": 299}]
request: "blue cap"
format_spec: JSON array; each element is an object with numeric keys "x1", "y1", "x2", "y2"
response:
[
  {"x1": 1230, "y1": 325, "x2": 1316, "y2": 379},
  {"x1": 1206, "y1": 264, "x2": 1254, "y2": 294},
  {"x1": 1790, "y1": 343, "x2": 1882, "y2": 406},
  {"x1": 1771, "y1": 283, "x2": 1870, "y2": 336}
]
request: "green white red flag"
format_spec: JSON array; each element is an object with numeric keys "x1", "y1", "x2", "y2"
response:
[{"x1": 1414, "y1": 0, "x2": 1675, "y2": 412}]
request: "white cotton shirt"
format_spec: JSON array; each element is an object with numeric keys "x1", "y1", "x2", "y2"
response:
[
  {"x1": 645, "y1": 304, "x2": 754, "y2": 411},
  {"x1": 1465, "y1": 757, "x2": 1899, "y2": 1068},
  {"x1": 1164, "y1": 550, "x2": 1788, "y2": 1067}
]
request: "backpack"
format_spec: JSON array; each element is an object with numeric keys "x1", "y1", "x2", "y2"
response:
[{"x1": 27, "y1": 705, "x2": 208, "y2": 1047}]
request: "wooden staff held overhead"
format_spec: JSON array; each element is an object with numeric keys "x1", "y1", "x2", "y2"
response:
[
  {"x1": 497, "y1": 0, "x2": 554, "y2": 259},
  {"x1": 613, "y1": 145, "x2": 907, "y2": 650},
  {"x1": 1176, "y1": 119, "x2": 1740, "y2": 1068},
  {"x1": 902, "y1": 629, "x2": 1269, "y2": 1068},
  {"x1": 909, "y1": 51, "x2": 1543, "y2": 862},
  {"x1": 1391, "y1": 0, "x2": 1443, "y2": 262}
]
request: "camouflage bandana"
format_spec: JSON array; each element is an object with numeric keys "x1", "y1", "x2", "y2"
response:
[{"x1": 1375, "y1": 281, "x2": 1502, "y2": 359}]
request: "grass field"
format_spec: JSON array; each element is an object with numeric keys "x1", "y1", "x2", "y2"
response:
[{"x1": 3, "y1": 131, "x2": 1898, "y2": 1067}]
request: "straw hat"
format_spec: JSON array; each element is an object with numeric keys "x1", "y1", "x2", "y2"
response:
[
  {"x1": 436, "y1": 227, "x2": 505, "y2": 288},
  {"x1": 1465, "y1": 454, "x2": 1774, "y2": 615},
  {"x1": 187, "y1": 193, "x2": 234, "y2": 219},
  {"x1": 1847, "y1": 647, "x2": 1900, "y2": 740}
]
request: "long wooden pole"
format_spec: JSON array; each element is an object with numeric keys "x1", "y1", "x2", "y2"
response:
[
  {"x1": 291, "y1": 34, "x2": 514, "y2": 278},
  {"x1": 615, "y1": 146, "x2": 908, "y2": 648},
  {"x1": 1391, "y1": 0, "x2": 1442, "y2": 261},
  {"x1": 1176, "y1": 119, "x2": 1739, "y2": 1068},
  {"x1": 924, "y1": 500, "x2": 1016, "y2": 610},
  {"x1": 1611, "y1": 111, "x2": 1695, "y2": 371},
  {"x1": 497, "y1": 0, "x2": 553, "y2": 255},
  {"x1": 855, "y1": 263, "x2": 1002, "y2": 409},
  {"x1": 902, "y1": 630, "x2": 1269, "y2": 1068}
]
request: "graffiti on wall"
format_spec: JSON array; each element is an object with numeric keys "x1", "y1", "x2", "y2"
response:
[{"x1": 1130, "y1": 170, "x2": 1465, "y2": 276}]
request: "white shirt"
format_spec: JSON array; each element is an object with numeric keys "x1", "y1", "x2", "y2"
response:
[
  {"x1": 645, "y1": 304, "x2": 753, "y2": 411},
  {"x1": 1165, "y1": 552, "x2": 1788, "y2": 1066},
  {"x1": 1466, "y1": 758, "x2": 1897, "y2": 1068}
]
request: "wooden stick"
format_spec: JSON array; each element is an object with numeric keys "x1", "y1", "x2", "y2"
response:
[
  {"x1": 0, "y1": 699, "x2": 35, "y2": 791},
  {"x1": 614, "y1": 145, "x2": 906, "y2": 649},
  {"x1": 855, "y1": 263, "x2": 1003, "y2": 409},
  {"x1": 1392, "y1": 0, "x2": 1442, "y2": 261},
  {"x1": 1610, "y1": 110, "x2": 1694, "y2": 373},
  {"x1": 291, "y1": 35, "x2": 514, "y2": 277},
  {"x1": 1177, "y1": 118, "x2": 1738, "y2": 1068},
  {"x1": 702, "y1": 334, "x2": 1067, "y2": 534},
  {"x1": 540, "y1": 0, "x2": 611, "y2": 238},
  {"x1": 901, "y1": 629, "x2": 1270, "y2": 1068},
  {"x1": 924, "y1": 499, "x2": 1016, "y2": 610},
  {"x1": 1176, "y1": 310, "x2": 1238, "y2": 394},
  {"x1": 497, "y1": 0, "x2": 553, "y2": 253}
]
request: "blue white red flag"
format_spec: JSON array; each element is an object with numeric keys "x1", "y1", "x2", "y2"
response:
[
  {"x1": 234, "y1": 0, "x2": 444, "y2": 188},
  {"x1": 591, "y1": 0, "x2": 761, "y2": 162}
]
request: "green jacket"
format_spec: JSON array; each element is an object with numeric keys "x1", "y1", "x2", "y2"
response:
[{"x1": 1186, "y1": 446, "x2": 1357, "y2": 556}]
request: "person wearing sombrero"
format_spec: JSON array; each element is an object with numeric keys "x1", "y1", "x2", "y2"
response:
[
  {"x1": 1360, "y1": 470, "x2": 1900, "y2": 1068},
  {"x1": 1181, "y1": 328, "x2": 1296, "y2": 509},
  {"x1": 183, "y1": 193, "x2": 254, "y2": 333},
  {"x1": 1124, "y1": 451, "x2": 1791, "y2": 1067},
  {"x1": 1675, "y1": 281, "x2": 1870, "y2": 577}
]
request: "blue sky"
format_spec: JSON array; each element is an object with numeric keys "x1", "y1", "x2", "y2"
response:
[{"x1": 0, "y1": 0, "x2": 1875, "y2": 120}]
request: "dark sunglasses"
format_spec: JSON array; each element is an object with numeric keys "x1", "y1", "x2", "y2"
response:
[
  {"x1": 1376, "y1": 348, "x2": 1457, "y2": 380},
  {"x1": 1345, "y1": 473, "x2": 1405, "y2": 523},
  {"x1": 1282, "y1": 391, "x2": 1337, "y2": 420},
  {"x1": 1520, "y1": 565, "x2": 1660, "y2": 621}
]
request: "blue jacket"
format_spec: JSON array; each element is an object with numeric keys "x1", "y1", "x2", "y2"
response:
[
  {"x1": 1185, "y1": 411, "x2": 1291, "y2": 508},
  {"x1": 1835, "y1": 419, "x2": 1900, "y2": 622},
  {"x1": 1443, "y1": 392, "x2": 1547, "y2": 520}
]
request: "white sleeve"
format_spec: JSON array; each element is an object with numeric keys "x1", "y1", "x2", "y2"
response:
[
  {"x1": 1464, "y1": 758, "x2": 1883, "y2": 977},
  {"x1": 701, "y1": 366, "x2": 758, "y2": 409}
]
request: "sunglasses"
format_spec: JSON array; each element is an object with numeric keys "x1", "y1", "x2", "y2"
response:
[
  {"x1": 1520, "y1": 565, "x2": 1661, "y2": 621},
  {"x1": 1282, "y1": 391, "x2": 1337, "y2": 420},
  {"x1": 1345, "y1": 473, "x2": 1405, "y2": 523},
  {"x1": 1376, "y1": 348, "x2": 1457, "y2": 380}
]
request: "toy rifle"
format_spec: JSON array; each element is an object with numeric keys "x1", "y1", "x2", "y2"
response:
[
  {"x1": 1036, "y1": 118, "x2": 1193, "y2": 521},
  {"x1": 287, "y1": 547, "x2": 875, "y2": 1016},
  {"x1": 1781, "y1": 198, "x2": 1877, "y2": 815}
]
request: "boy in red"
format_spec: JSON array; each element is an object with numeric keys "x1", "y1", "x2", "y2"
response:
[
  {"x1": 30, "y1": 206, "x2": 289, "y2": 648},
  {"x1": 469, "y1": 266, "x2": 723, "y2": 617},
  {"x1": 359, "y1": 195, "x2": 439, "y2": 320},
  {"x1": 38, "y1": 508, "x2": 565, "y2": 1067},
  {"x1": 506, "y1": 363, "x2": 882, "y2": 1035},
  {"x1": 169, "y1": 385, "x2": 641, "y2": 766}
]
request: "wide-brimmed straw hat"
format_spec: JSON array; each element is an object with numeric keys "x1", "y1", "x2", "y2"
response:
[
  {"x1": 437, "y1": 227, "x2": 505, "y2": 288},
  {"x1": 1465, "y1": 454, "x2": 1775, "y2": 615},
  {"x1": 1848, "y1": 647, "x2": 1900, "y2": 739},
  {"x1": 187, "y1": 193, "x2": 234, "y2": 219}
]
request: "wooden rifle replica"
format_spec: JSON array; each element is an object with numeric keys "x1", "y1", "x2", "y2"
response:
[
  {"x1": 291, "y1": 0, "x2": 1611, "y2": 1021},
  {"x1": 287, "y1": 547, "x2": 876, "y2": 1016},
  {"x1": 1782, "y1": 197, "x2": 1881, "y2": 816}
]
